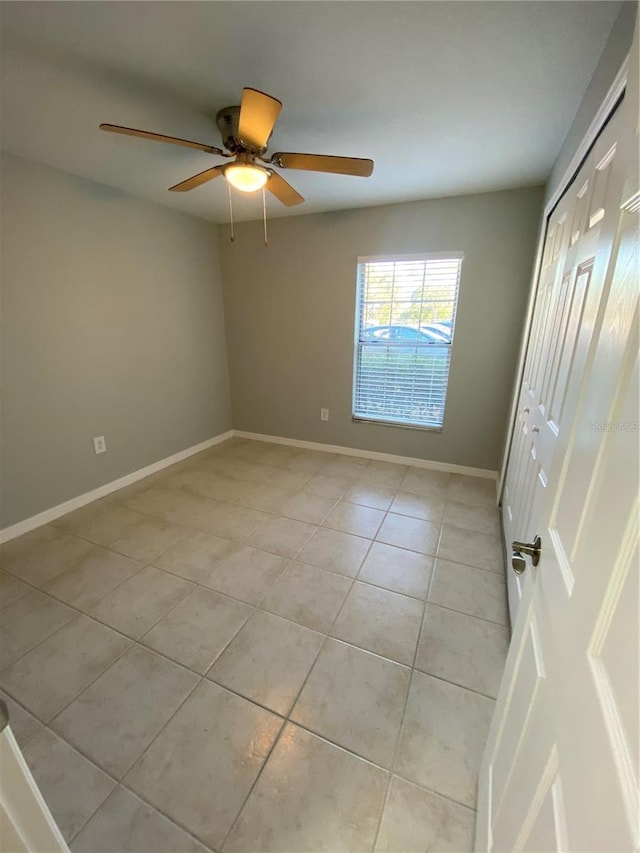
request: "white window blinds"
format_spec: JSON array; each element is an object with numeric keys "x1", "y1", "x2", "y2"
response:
[{"x1": 353, "y1": 253, "x2": 463, "y2": 430}]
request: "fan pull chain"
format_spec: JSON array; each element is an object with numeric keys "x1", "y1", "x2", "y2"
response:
[
  {"x1": 262, "y1": 187, "x2": 269, "y2": 248},
  {"x1": 228, "y1": 183, "x2": 235, "y2": 242}
]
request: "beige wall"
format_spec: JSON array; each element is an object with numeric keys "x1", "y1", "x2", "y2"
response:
[
  {"x1": 219, "y1": 186, "x2": 543, "y2": 471},
  {"x1": 0, "y1": 153, "x2": 231, "y2": 527}
]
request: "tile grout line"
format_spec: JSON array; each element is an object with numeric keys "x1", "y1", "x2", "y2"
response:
[
  {"x1": 22, "y1": 728, "x2": 123, "y2": 849},
  {"x1": 216, "y1": 466, "x2": 420, "y2": 850},
  {"x1": 216, "y1": 709, "x2": 290, "y2": 851},
  {"x1": 16, "y1": 630, "x2": 137, "y2": 746},
  {"x1": 0, "y1": 581, "x2": 205, "y2": 726},
  {"x1": 0, "y1": 563, "x2": 192, "y2": 678},
  {"x1": 276, "y1": 718, "x2": 481, "y2": 810},
  {"x1": 370, "y1": 516, "x2": 445, "y2": 851},
  {"x1": 35, "y1": 729, "x2": 214, "y2": 852},
  {"x1": 217, "y1": 457, "x2": 408, "y2": 839},
  {"x1": 216, "y1": 516, "x2": 381, "y2": 851},
  {"x1": 39, "y1": 554, "x2": 152, "y2": 621},
  {"x1": 72, "y1": 781, "x2": 217, "y2": 853},
  {"x1": 0, "y1": 601, "x2": 136, "y2": 693},
  {"x1": 46, "y1": 630, "x2": 137, "y2": 721},
  {"x1": 109, "y1": 674, "x2": 207, "y2": 821},
  {"x1": 406, "y1": 666, "x2": 501, "y2": 703},
  {"x1": 419, "y1": 597, "x2": 509, "y2": 629},
  {"x1": 61, "y1": 676, "x2": 218, "y2": 853}
]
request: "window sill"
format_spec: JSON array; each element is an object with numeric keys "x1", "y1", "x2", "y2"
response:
[{"x1": 352, "y1": 415, "x2": 443, "y2": 433}]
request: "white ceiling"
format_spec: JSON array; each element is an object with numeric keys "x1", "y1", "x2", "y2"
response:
[{"x1": 0, "y1": 1, "x2": 621, "y2": 223}]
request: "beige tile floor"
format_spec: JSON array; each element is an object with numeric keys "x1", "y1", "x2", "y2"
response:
[{"x1": 0, "y1": 438, "x2": 510, "y2": 852}]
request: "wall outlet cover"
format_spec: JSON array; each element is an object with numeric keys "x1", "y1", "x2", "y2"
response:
[
  {"x1": 320, "y1": 408, "x2": 329, "y2": 421},
  {"x1": 93, "y1": 436, "x2": 106, "y2": 455}
]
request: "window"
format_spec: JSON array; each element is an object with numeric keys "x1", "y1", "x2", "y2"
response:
[{"x1": 353, "y1": 253, "x2": 463, "y2": 430}]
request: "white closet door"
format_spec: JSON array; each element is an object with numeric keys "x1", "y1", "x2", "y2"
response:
[
  {"x1": 478, "y1": 38, "x2": 639, "y2": 852},
  {"x1": 501, "y1": 103, "x2": 628, "y2": 626}
]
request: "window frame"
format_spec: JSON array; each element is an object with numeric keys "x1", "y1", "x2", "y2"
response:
[{"x1": 352, "y1": 251, "x2": 463, "y2": 432}]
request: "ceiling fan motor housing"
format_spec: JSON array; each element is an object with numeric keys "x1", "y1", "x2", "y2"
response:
[{"x1": 216, "y1": 105, "x2": 266, "y2": 155}]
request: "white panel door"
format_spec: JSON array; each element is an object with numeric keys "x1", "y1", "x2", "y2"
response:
[
  {"x1": 478, "y1": 38, "x2": 639, "y2": 853},
  {"x1": 501, "y1": 110, "x2": 623, "y2": 626}
]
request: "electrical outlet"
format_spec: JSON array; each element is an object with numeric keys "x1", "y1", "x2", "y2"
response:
[
  {"x1": 320, "y1": 408, "x2": 329, "y2": 422},
  {"x1": 93, "y1": 435, "x2": 106, "y2": 455}
]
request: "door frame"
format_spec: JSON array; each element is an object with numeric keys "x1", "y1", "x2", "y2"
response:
[
  {"x1": 497, "y1": 53, "x2": 631, "y2": 502},
  {"x1": 0, "y1": 702, "x2": 69, "y2": 852}
]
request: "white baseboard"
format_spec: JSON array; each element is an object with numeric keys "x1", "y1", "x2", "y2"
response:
[
  {"x1": 0, "y1": 430, "x2": 234, "y2": 544},
  {"x1": 232, "y1": 430, "x2": 498, "y2": 480},
  {"x1": 1, "y1": 427, "x2": 498, "y2": 544}
]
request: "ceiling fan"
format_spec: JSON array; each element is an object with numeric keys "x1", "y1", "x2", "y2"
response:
[{"x1": 100, "y1": 87, "x2": 374, "y2": 207}]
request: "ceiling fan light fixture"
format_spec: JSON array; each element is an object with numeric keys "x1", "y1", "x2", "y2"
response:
[{"x1": 224, "y1": 162, "x2": 269, "y2": 193}]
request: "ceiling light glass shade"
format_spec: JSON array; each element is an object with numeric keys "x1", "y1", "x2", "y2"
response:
[{"x1": 224, "y1": 163, "x2": 269, "y2": 193}]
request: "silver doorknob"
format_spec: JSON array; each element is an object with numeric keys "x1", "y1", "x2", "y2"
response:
[
  {"x1": 512, "y1": 554, "x2": 527, "y2": 575},
  {"x1": 512, "y1": 535, "x2": 542, "y2": 570}
]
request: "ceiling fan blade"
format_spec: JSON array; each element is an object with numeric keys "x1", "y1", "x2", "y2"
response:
[
  {"x1": 100, "y1": 123, "x2": 225, "y2": 156},
  {"x1": 271, "y1": 151, "x2": 374, "y2": 177},
  {"x1": 169, "y1": 165, "x2": 226, "y2": 192},
  {"x1": 266, "y1": 171, "x2": 304, "y2": 206},
  {"x1": 237, "y1": 88, "x2": 282, "y2": 151}
]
